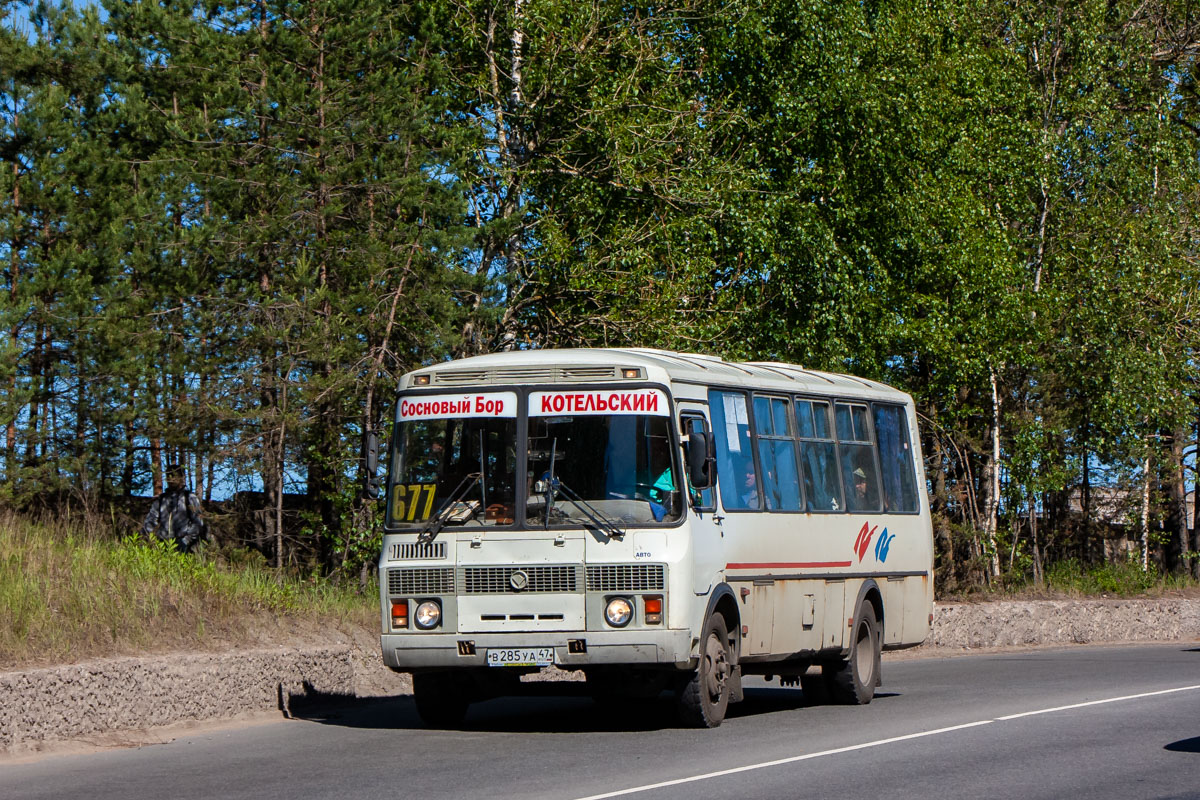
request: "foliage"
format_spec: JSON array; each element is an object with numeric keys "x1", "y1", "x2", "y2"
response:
[
  {"x1": 1, "y1": 0, "x2": 1199, "y2": 590},
  {"x1": 1035, "y1": 558, "x2": 1187, "y2": 598}
]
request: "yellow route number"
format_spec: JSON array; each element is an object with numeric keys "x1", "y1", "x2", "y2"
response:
[{"x1": 393, "y1": 483, "x2": 437, "y2": 522}]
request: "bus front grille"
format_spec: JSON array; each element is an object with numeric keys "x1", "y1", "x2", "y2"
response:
[
  {"x1": 388, "y1": 567, "x2": 455, "y2": 595},
  {"x1": 586, "y1": 564, "x2": 666, "y2": 592},
  {"x1": 461, "y1": 565, "x2": 580, "y2": 594},
  {"x1": 389, "y1": 541, "x2": 447, "y2": 561}
]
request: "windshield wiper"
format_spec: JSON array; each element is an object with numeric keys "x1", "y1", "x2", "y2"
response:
[
  {"x1": 417, "y1": 472, "x2": 482, "y2": 544},
  {"x1": 548, "y1": 478, "x2": 626, "y2": 541}
]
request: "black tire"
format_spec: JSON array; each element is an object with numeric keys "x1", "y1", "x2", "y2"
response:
[
  {"x1": 677, "y1": 614, "x2": 734, "y2": 728},
  {"x1": 826, "y1": 602, "x2": 880, "y2": 705},
  {"x1": 412, "y1": 671, "x2": 470, "y2": 727}
]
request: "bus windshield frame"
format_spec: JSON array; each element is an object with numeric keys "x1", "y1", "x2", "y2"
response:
[{"x1": 385, "y1": 385, "x2": 685, "y2": 533}]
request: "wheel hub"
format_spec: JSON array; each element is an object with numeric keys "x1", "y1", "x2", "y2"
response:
[{"x1": 704, "y1": 633, "x2": 729, "y2": 699}]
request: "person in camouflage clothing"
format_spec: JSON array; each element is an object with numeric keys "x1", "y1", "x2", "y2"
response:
[{"x1": 142, "y1": 466, "x2": 207, "y2": 553}]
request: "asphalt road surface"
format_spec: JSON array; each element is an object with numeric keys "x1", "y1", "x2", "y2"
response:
[{"x1": 4, "y1": 644, "x2": 1199, "y2": 800}]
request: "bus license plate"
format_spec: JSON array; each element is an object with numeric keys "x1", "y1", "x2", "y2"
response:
[{"x1": 486, "y1": 647, "x2": 555, "y2": 667}]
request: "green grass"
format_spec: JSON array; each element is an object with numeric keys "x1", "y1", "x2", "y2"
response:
[
  {"x1": 999, "y1": 557, "x2": 1200, "y2": 599},
  {"x1": 0, "y1": 514, "x2": 379, "y2": 670}
]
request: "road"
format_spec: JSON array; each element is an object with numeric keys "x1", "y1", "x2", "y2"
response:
[{"x1": 3, "y1": 644, "x2": 1199, "y2": 800}]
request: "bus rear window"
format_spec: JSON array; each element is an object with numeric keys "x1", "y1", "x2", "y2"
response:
[{"x1": 873, "y1": 404, "x2": 919, "y2": 513}]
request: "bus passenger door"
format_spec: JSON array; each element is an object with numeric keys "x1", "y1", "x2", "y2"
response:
[{"x1": 679, "y1": 407, "x2": 723, "y2": 596}]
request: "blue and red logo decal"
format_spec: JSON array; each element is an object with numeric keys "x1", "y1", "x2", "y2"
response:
[{"x1": 853, "y1": 522, "x2": 896, "y2": 563}]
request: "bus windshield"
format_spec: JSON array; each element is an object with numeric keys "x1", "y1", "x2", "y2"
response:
[
  {"x1": 525, "y1": 412, "x2": 681, "y2": 527},
  {"x1": 389, "y1": 393, "x2": 518, "y2": 529}
]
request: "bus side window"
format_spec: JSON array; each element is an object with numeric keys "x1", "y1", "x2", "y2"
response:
[
  {"x1": 680, "y1": 414, "x2": 715, "y2": 511},
  {"x1": 752, "y1": 395, "x2": 802, "y2": 511},
  {"x1": 872, "y1": 403, "x2": 919, "y2": 513},
  {"x1": 708, "y1": 390, "x2": 758, "y2": 511},
  {"x1": 795, "y1": 399, "x2": 843, "y2": 512},
  {"x1": 836, "y1": 402, "x2": 883, "y2": 513}
]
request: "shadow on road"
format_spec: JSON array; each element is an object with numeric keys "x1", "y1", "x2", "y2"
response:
[
  {"x1": 285, "y1": 683, "x2": 898, "y2": 734},
  {"x1": 1164, "y1": 736, "x2": 1200, "y2": 753}
]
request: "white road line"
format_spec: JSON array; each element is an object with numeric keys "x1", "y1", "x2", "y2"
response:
[
  {"x1": 571, "y1": 720, "x2": 996, "y2": 800},
  {"x1": 995, "y1": 684, "x2": 1200, "y2": 720},
  {"x1": 571, "y1": 684, "x2": 1200, "y2": 800}
]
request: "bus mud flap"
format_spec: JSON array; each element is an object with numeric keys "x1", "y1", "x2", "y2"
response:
[{"x1": 729, "y1": 665, "x2": 744, "y2": 703}]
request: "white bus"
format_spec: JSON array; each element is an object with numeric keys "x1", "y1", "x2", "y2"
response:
[{"x1": 374, "y1": 348, "x2": 933, "y2": 727}]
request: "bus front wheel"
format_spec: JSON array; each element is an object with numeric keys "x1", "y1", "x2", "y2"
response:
[
  {"x1": 413, "y1": 671, "x2": 470, "y2": 727},
  {"x1": 826, "y1": 602, "x2": 880, "y2": 705},
  {"x1": 677, "y1": 613, "x2": 733, "y2": 728}
]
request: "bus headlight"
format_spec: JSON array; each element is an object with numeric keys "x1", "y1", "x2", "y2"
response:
[
  {"x1": 605, "y1": 597, "x2": 633, "y2": 628},
  {"x1": 414, "y1": 600, "x2": 442, "y2": 630}
]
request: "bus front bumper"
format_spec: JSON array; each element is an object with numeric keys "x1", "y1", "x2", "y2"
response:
[{"x1": 381, "y1": 628, "x2": 695, "y2": 671}]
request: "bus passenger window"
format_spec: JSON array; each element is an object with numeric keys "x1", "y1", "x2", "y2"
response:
[
  {"x1": 709, "y1": 390, "x2": 758, "y2": 511},
  {"x1": 836, "y1": 402, "x2": 882, "y2": 513},
  {"x1": 873, "y1": 404, "x2": 919, "y2": 513},
  {"x1": 753, "y1": 395, "x2": 801, "y2": 511},
  {"x1": 796, "y1": 399, "x2": 843, "y2": 512}
]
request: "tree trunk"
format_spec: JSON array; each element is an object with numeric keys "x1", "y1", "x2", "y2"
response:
[
  {"x1": 7, "y1": 145, "x2": 19, "y2": 479},
  {"x1": 982, "y1": 366, "x2": 1002, "y2": 581},
  {"x1": 276, "y1": 398, "x2": 286, "y2": 571},
  {"x1": 1193, "y1": 408, "x2": 1200, "y2": 579},
  {"x1": 1081, "y1": 417, "x2": 1091, "y2": 565},
  {"x1": 151, "y1": 434, "x2": 163, "y2": 497},
  {"x1": 925, "y1": 414, "x2": 957, "y2": 592},
  {"x1": 262, "y1": 380, "x2": 283, "y2": 567},
  {"x1": 1030, "y1": 495, "x2": 1042, "y2": 586},
  {"x1": 1169, "y1": 426, "x2": 1188, "y2": 575},
  {"x1": 1141, "y1": 444, "x2": 1152, "y2": 572}
]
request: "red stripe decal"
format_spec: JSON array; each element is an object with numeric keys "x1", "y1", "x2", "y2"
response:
[{"x1": 726, "y1": 562, "x2": 853, "y2": 570}]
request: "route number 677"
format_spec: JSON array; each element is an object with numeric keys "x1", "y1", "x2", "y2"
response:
[{"x1": 393, "y1": 483, "x2": 436, "y2": 522}]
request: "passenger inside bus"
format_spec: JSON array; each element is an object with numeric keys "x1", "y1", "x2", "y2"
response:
[
  {"x1": 739, "y1": 459, "x2": 760, "y2": 509},
  {"x1": 852, "y1": 468, "x2": 869, "y2": 504},
  {"x1": 842, "y1": 456, "x2": 882, "y2": 512}
]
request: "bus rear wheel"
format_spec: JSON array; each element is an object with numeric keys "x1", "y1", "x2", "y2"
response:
[
  {"x1": 413, "y1": 671, "x2": 470, "y2": 727},
  {"x1": 677, "y1": 613, "x2": 733, "y2": 728},
  {"x1": 826, "y1": 602, "x2": 880, "y2": 705}
]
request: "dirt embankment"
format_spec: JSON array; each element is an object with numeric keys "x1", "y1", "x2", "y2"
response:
[{"x1": 3, "y1": 597, "x2": 1199, "y2": 755}]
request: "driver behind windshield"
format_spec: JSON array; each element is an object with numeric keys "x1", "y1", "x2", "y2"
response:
[{"x1": 524, "y1": 413, "x2": 681, "y2": 526}]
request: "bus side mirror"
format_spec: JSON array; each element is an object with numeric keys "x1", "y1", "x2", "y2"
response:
[
  {"x1": 363, "y1": 430, "x2": 382, "y2": 500},
  {"x1": 687, "y1": 431, "x2": 714, "y2": 491}
]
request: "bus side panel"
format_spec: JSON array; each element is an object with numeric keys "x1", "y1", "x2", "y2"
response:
[
  {"x1": 882, "y1": 577, "x2": 905, "y2": 646},
  {"x1": 902, "y1": 573, "x2": 933, "y2": 644},
  {"x1": 749, "y1": 582, "x2": 774, "y2": 655},
  {"x1": 770, "y1": 579, "x2": 825, "y2": 656},
  {"x1": 823, "y1": 580, "x2": 846, "y2": 651}
]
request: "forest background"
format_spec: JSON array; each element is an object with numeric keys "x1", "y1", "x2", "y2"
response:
[{"x1": 3, "y1": 0, "x2": 1200, "y2": 595}]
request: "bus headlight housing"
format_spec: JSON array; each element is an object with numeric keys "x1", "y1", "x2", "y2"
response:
[
  {"x1": 414, "y1": 600, "x2": 442, "y2": 630},
  {"x1": 605, "y1": 596, "x2": 633, "y2": 628}
]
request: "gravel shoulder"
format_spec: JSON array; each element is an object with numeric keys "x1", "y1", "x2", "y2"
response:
[{"x1": 3, "y1": 596, "x2": 1198, "y2": 759}]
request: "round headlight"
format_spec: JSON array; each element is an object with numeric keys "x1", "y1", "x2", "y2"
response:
[
  {"x1": 605, "y1": 597, "x2": 633, "y2": 628},
  {"x1": 414, "y1": 600, "x2": 442, "y2": 630}
]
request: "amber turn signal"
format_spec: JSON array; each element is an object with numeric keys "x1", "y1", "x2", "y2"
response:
[
  {"x1": 644, "y1": 595, "x2": 663, "y2": 625},
  {"x1": 391, "y1": 600, "x2": 409, "y2": 629}
]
